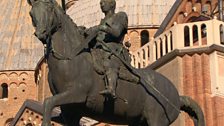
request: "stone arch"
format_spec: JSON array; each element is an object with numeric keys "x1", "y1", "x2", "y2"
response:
[
  {"x1": 4, "y1": 118, "x2": 14, "y2": 126},
  {"x1": 19, "y1": 72, "x2": 29, "y2": 81},
  {"x1": 129, "y1": 30, "x2": 139, "y2": 35},
  {"x1": 194, "y1": 1, "x2": 202, "y2": 12},
  {"x1": 202, "y1": 1, "x2": 211, "y2": 15},
  {"x1": 0, "y1": 73, "x2": 8, "y2": 80},
  {"x1": 9, "y1": 82, "x2": 17, "y2": 88},
  {"x1": 185, "y1": 0, "x2": 193, "y2": 14},
  {"x1": 19, "y1": 83, "x2": 27, "y2": 93},
  {"x1": 177, "y1": 12, "x2": 185, "y2": 23},
  {"x1": 9, "y1": 72, "x2": 18, "y2": 80},
  {"x1": 184, "y1": 13, "x2": 200, "y2": 23},
  {"x1": 129, "y1": 30, "x2": 140, "y2": 51}
]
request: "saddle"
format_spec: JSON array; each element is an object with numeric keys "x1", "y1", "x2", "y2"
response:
[{"x1": 90, "y1": 48, "x2": 139, "y2": 83}]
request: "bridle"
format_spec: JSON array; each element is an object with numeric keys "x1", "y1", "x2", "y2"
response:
[{"x1": 33, "y1": 0, "x2": 71, "y2": 60}]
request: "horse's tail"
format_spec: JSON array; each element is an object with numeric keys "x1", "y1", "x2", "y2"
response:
[{"x1": 180, "y1": 96, "x2": 205, "y2": 126}]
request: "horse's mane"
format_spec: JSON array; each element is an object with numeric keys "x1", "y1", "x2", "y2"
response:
[
  {"x1": 51, "y1": 0, "x2": 83, "y2": 47},
  {"x1": 52, "y1": 0, "x2": 78, "y2": 28}
]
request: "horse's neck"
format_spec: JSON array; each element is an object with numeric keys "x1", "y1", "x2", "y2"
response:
[{"x1": 51, "y1": 13, "x2": 82, "y2": 56}]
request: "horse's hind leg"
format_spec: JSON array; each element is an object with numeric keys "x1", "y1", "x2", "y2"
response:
[
  {"x1": 60, "y1": 105, "x2": 82, "y2": 126},
  {"x1": 42, "y1": 90, "x2": 86, "y2": 126}
]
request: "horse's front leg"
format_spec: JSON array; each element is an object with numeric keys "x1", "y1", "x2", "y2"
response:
[
  {"x1": 42, "y1": 89, "x2": 87, "y2": 126},
  {"x1": 42, "y1": 96, "x2": 55, "y2": 126}
]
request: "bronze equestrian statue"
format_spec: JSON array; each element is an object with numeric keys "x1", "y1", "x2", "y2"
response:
[{"x1": 28, "y1": 0, "x2": 205, "y2": 126}]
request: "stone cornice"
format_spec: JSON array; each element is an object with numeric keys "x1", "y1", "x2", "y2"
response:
[{"x1": 148, "y1": 44, "x2": 224, "y2": 70}]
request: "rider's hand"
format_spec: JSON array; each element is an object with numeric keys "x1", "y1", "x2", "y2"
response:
[
  {"x1": 99, "y1": 24, "x2": 108, "y2": 32},
  {"x1": 96, "y1": 32, "x2": 106, "y2": 41}
]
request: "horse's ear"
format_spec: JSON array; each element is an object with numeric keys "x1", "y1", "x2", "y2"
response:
[{"x1": 27, "y1": 0, "x2": 35, "y2": 5}]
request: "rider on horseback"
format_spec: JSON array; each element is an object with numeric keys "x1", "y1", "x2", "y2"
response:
[{"x1": 86, "y1": 0, "x2": 128, "y2": 98}]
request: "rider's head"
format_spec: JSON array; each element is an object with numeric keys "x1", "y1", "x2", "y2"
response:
[{"x1": 100, "y1": 0, "x2": 116, "y2": 13}]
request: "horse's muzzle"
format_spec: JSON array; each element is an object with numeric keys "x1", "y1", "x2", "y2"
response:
[{"x1": 34, "y1": 30, "x2": 48, "y2": 44}]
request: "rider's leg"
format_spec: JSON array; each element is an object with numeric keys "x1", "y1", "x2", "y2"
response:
[
  {"x1": 100, "y1": 54, "x2": 119, "y2": 98},
  {"x1": 99, "y1": 67, "x2": 118, "y2": 98},
  {"x1": 106, "y1": 67, "x2": 118, "y2": 97}
]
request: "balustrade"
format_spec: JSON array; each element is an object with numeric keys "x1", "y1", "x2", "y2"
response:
[{"x1": 130, "y1": 19, "x2": 224, "y2": 68}]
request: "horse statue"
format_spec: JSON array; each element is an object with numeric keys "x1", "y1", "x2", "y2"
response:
[{"x1": 28, "y1": 0, "x2": 205, "y2": 126}]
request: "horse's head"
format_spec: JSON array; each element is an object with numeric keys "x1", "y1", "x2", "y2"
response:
[{"x1": 28, "y1": 0, "x2": 59, "y2": 44}]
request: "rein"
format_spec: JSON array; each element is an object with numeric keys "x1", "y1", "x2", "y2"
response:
[
  {"x1": 37, "y1": 0, "x2": 98, "y2": 61},
  {"x1": 40, "y1": 1, "x2": 72, "y2": 61},
  {"x1": 32, "y1": 0, "x2": 71, "y2": 60},
  {"x1": 44, "y1": 35, "x2": 72, "y2": 60}
]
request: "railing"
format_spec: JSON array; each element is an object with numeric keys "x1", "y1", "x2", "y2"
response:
[{"x1": 130, "y1": 19, "x2": 224, "y2": 68}]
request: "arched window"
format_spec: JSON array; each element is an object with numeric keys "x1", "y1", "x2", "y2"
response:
[
  {"x1": 1, "y1": 83, "x2": 8, "y2": 99},
  {"x1": 26, "y1": 123, "x2": 33, "y2": 126},
  {"x1": 160, "y1": 39, "x2": 163, "y2": 57},
  {"x1": 140, "y1": 30, "x2": 149, "y2": 46},
  {"x1": 177, "y1": 12, "x2": 185, "y2": 23},
  {"x1": 170, "y1": 32, "x2": 173, "y2": 50},
  {"x1": 155, "y1": 42, "x2": 158, "y2": 60},
  {"x1": 165, "y1": 35, "x2": 168, "y2": 53},
  {"x1": 129, "y1": 31, "x2": 139, "y2": 51},
  {"x1": 220, "y1": 24, "x2": 224, "y2": 44},
  {"x1": 193, "y1": 25, "x2": 199, "y2": 45},
  {"x1": 184, "y1": 26, "x2": 190, "y2": 47},
  {"x1": 201, "y1": 24, "x2": 207, "y2": 45}
]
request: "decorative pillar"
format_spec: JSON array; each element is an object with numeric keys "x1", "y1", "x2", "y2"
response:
[{"x1": 218, "y1": 0, "x2": 223, "y2": 21}]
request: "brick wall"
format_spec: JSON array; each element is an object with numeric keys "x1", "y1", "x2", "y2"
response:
[
  {"x1": 182, "y1": 53, "x2": 211, "y2": 125},
  {"x1": 154, "y1": 52, "x2": 224, "y2": 126},
  {"x1": 0, "y1": 71, "x2": 37, "y2": 126}
]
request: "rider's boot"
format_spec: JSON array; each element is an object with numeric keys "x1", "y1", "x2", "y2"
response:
[{"x1": 100, "y1": 68, "x2": 117, "y2": 99}]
